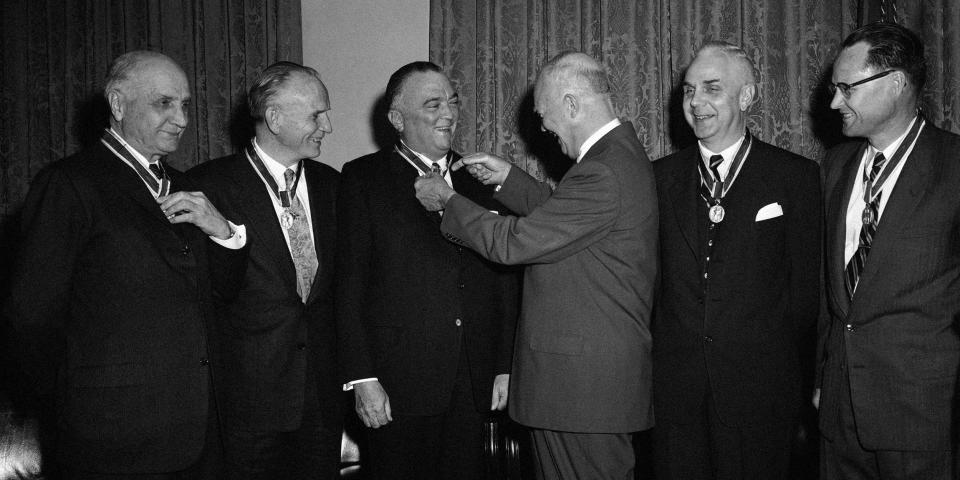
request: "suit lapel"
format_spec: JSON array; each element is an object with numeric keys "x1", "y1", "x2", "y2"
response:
[
  {"x1": 826, "y1": 142, "x2": 866, "y2": 316},
  {"x1": 232, "y1": 155, "x2": 300, "y2": 292},
  {"x1": 664, "y1": 151, "x2": 703, "y2": 262}
]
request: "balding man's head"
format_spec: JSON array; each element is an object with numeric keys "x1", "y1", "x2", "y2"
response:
[
  {"x1": 533, "y1": 52, "x2": 616, "y2": 159},
  {"x1": 104, "y1": 51, "x2": 191, "y2": 162},
  {"x1": 682, "y1": 42, "x2": 757, "y2": 151}
]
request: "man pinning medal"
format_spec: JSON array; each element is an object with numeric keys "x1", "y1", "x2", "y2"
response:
[{"x1": 651, "y1": 41, "x2": 821, "y2": 480}]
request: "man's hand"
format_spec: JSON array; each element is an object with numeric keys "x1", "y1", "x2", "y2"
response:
[
  {"x1": 158, "y1": 191, "x2": 232, "y2": 239},
  {"x1": 452, "y1": 153, "x2": 512, "y2": 187},
  {"x1": 414, "y1": 173, "x2": 456, "y2": 212},
  {"x1": 812, "y1": 388, "x2": 821, "y2": 410},
  {"x1": 354, "y1": 380, "x2": 393, "y2": 428},
  {"x1": 490, "y1": 373, "x2": 509, "y2": 411}
]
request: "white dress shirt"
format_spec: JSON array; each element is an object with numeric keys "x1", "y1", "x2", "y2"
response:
[
  {"x1": 843, "y1": 116, "x2": 923, "y2": 264},
  {"x1": 251, "y1": 138, "x2": 316, "y2": 252},
  {"x1": 697, "y1": 134, "x2": 748, "y2": 184}
]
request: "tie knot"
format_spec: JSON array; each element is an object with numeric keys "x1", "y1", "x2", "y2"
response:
[
  {"x1": 148, "y1": 162, "x2": 165, "y2": 179},
  {"x1": 709, "y1": 154, "x2": 724, "y2": 169},
  {"x1": 284, "y1": 168, "x2": 296, "y2": 191},
  {"x1": 431, "y1": 162, "x2": 442, "y2": 175},
  {"x1": 870, "y1": 152, "x2": 886, "y2": 180}
]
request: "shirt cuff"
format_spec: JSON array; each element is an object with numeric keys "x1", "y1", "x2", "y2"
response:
[
  {"x1": 209, "y1": 222, "x2": 246, "y2": 249},
  {"x1": 343, "y1": 377, "x2": 378, "y2": 391}
]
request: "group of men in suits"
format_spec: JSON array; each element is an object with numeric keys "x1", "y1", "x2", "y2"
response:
[{"x1": 2, "y1": 18, "x2": 959, "y2": 480}]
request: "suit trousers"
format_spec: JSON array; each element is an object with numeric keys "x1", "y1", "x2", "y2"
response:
[
  {"x1": 365, "y1": 342, "x2": 487, "y2": 480},
  {"x1": 820, "y1": 365, "x2": 956, "y2": 480},
  {"x1": 529, "y1": 428, "x2": 634, "y2": 480},
  {"x1": 652, "y1": 389, "x2": 794, "y2": 480},
  {"x1": 222, "y1": 376, "x2": 341, "y2": 480}
]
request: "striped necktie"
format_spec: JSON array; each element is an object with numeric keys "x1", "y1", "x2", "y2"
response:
[{"x1": 844, "y1": 152, "x2": 886, "y2": 298}]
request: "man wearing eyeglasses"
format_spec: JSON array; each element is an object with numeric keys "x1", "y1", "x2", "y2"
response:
[{"x1": 816, "y1": 22, "x2": 960, "y2": 479}]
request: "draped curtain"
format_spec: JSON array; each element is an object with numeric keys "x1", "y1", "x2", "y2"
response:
[
  {"x1": 430, "y1": 0, "x2": 960, "y2": 181},
  {"x1": 0, "y1": 0, "x2": 302, "y2": 223}
]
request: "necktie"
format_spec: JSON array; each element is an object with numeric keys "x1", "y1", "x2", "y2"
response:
[
  {"x1": 284, "y1": 168, "x2": 318, "y2": 303},
  {"x1": 698, "y1": 154, "x2": 724, "y2": 203},
  {"x1": 844, "y1": 152, "x2": 886, "y2": 298},
  {"x1": 148, "y1": 162, "x2": 167, "y2": 181},
  {"x1": 431, "y1": 162, "x2": 442, "y2": 175}
]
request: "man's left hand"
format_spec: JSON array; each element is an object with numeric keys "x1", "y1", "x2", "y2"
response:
[
  {"x1": 158, "y1": 191, "x2": 232, "y2": 239},
  {"x1": 490, "y1": 373, "x2": 509, "y2": 411},
  {"x1": 414, "y1": 173, "x2": 456, "y2": 212}
]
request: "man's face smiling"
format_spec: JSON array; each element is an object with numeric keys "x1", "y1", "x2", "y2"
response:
[
  {"x1": 830, "y1": 42, "x2": 900, "y2": 144},
  {"x1": 272, "y1": 72, "x2": 333, "y2": 162},
  {"x1": 534, "y1": 78, "x2": 575, "y2": 159},
  {"x1": 115, "y1": 58, "x2": 191, "y2": 161},
  {"x1": 394, "y1": 70, "x2": 459, "y2": 160},
  {"x1": 682, "y1": 50, "x2": 750, "y2": 151}
]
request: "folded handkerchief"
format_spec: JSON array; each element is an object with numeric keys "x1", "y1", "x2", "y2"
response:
[{"x1": 755, "y1": 202, "x2": 783, "y2": 221}]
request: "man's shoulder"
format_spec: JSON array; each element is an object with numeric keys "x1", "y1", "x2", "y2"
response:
[
  {"x1": 188, "y1": 152, "x2": 246, "y2": 177},
  {"x1": 652, "y1": 145, "x2": 697, "y2": 181},
  {"x1": 750, "y1": 139, "x2": 818, "y2": 175},
  {"x1": 341, "y1": 148, "x2": 400, "y2": 178}
]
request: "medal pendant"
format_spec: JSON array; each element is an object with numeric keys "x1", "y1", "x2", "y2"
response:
[
  {"x1": 861, "y1": 205, "x2": 875, "y2": 225},
  {"x1": 709, "y1": 204, "x2": 725, "y2": 224},
  {"x1": 280, "y1": 210, "x2": 295, "y2": 230}
]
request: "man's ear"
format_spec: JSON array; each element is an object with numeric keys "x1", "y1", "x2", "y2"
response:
[
  {"x1": 265, "y1": 105, "x2": 282, "y2": 135},
  {"x1": 739, "y1": 83, "x2": 757, "y2": 111},
  {"x1": 563, "y1": 93, "x2": 579, "y2": 119},
  {"x1": 388, "y1": 109, "x2": 404, "y2": 133},
  {"x1": 107, "y1": 90, "x2": 124, "y2": 122}
]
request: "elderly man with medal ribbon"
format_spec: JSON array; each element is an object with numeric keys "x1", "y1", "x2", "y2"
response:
[
  {"x1": 3, "y1": 50, "x2": 248, "y2": 477},
  {"x1": 651, "y1": 41, "x2": 821, "y2": 480},
  {"x1": 184, "y1": 61, "x2": 344, "y2": 479}
]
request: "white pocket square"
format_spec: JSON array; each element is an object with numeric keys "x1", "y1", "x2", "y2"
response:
[{"x1": 755, "y1": 202, "x2": 783, "y2": 221}]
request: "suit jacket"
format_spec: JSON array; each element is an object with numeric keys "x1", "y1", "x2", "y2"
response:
[
  {"x1": 336, "y1": 148, "x2": 519, "y2": 416},
  {"x1": 653, "y1": 139, "x2": 820, "y2": 427},
  {"x1": 2, "y1": 142, "x2": 246, "y2": 473},
  {"x1": 442, "y1": 122, "x2": 657, "y2": 433},
  {"x1": 186, "y1": 152, "x2": 341, "y2": 432},
  {"x1": 817, "y1": 124, "x2": 960, "y2": 451}
]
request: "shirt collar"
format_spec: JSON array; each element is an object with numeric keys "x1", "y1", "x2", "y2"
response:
[
  {"x1": 399, "y1": 139, "x2": 448, "y2": 170},
  {"x1": 697, "y1": 134, "x2": 746, "y2": 167},
  {"x1": 253, "y1": 138, "x2": 298, "y2": 186},
  {"x1": 107, "y1": 127, "x2": 156, "y2": 170},
  {"x1": 576, "y1": 119, "x2": 621, "y2": 163}
]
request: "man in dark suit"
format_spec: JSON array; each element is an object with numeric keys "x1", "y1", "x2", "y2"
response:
[
  {"x1": 336, "y1": 61, "x2": 518, "y2": 479},
  {"x1": 817, "y1": 22, "x2": 960, "y2": 479},
  {"x1": 185, "y1": 62, "x2": 342, "y2": 479},
  {"x1": 2, "y1": 50, "x2": 247, "y2": 479},
  {"x1": 415, "y1": 51, "x2": 657, "y2": 480},
  {"x1": 651, "y1": 42, "x2": 820, "y2": 480}
]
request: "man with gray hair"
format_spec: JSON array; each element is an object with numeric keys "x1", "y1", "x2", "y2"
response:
[
  {"x1": 186, "y1": 61, "x2": 342, "y2": 479},
  {"x1": 4, "y1": 50, "x2": 248, "y2": 478},
  {"x1": 652, "y1": 41, "x2": 820, "y2": 479},
  {"x1": 415, "y1": 51, "x2": 657, "y2": 479}
]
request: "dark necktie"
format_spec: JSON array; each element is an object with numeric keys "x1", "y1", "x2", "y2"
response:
[
  {"x1": 698, "y1": 154, "x2": 724, "y2": 203},
  {"x1": 431, "y1": 162, "x2": 442, "y2": 175},
  {"x1": 284, "y1": 168, "x2": 318, "y2": 303},
  {"x1": 844, "y1": 152, "x2": 887, "y2": 298},
  {"x1": 148, "y1": 162, "x2": 167, "y2": 181}
]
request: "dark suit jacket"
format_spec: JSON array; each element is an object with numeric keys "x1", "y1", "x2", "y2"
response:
[
  {"x1": 818, "y1": 124, "x2": 960, "y2": 451},
  {"x1": 2, "y1": 142, "x2": 246, "y2": 473},
  {"x1": 653, "y1": 139, "x2": 820, "y2": 427},
  {"x1": 336, "y1": 148, "x2": 518, "y2": 416},
  {"x1": 442, "y1": 122, "x2": 657, "y2": 433},
  {"x1": 186, "y1": 153, "x2": 341, "y2": 432}
]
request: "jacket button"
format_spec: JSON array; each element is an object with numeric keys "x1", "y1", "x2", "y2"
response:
[
  {"x1": 297, "y1": 343, "x2": 307, "y2": 350},
  {"x1": 458, "y1": 283, "x2": 465, "y2": 289},
  {"x1": 200, "y1": 358, "x2": 209, "y2": 366},
  {"x1": 455, "y1": 318, "x2": 462, "y2": 327},
  {"x1": 703, "y1": 336, "x2": 713, "y2": 342},
  {"x1": 845, "y1": 324, "x2": 855, "y2": 332},
  {"x1": 181, "y1": 245, "x2": 191, "y2": 256}
]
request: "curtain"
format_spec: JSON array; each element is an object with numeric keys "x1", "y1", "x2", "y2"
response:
[
  {"x1": 0, "y1": 0, "x2": 302, "y2": 223},
  {"x1": 429, "y1": 0, "x2": 960, "y2": 181}
]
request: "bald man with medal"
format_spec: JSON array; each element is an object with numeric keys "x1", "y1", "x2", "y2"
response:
[{"x1": 652, "y1": 42, "x2": 821, "y2": 480}]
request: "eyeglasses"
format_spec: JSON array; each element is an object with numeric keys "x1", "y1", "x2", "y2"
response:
[{"x1": 828, "y1": 70, "x2": 896, "y2": 98}]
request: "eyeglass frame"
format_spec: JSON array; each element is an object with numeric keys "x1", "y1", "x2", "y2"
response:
[{"x1": 828, "y1": 69, "x2": 897, "y2": 98}]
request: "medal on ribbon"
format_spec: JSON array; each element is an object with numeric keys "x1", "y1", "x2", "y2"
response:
[
  {"x1": 246, "y1": 146, "x2": 303, "y2": 230},
  {"x1": 698, "y1": 132, "x2": 753, "y2": 224}
]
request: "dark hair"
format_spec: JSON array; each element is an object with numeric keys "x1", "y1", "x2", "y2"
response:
[
  {"x1": 384, "y1": 61, "x2": 443, "y2": 110},
  {"x1": 248, "y1": 61, "x2": 323, "y2": 122},
  {"x1": 841, "y1": 21, "x2": 926, "y2": 95}
]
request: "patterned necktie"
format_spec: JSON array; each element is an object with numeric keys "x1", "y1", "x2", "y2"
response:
[
  {"x1": 844, "y1": 152, "x2": 887, "y2": 299},
  {"x1": 148, "y1": 162, "x2": 168, "y2": 182},
  {"x1": 698, "y1": 154, "x2": 724, "y2": 203},
  {"x1": 284, "y1": 168, "x2": 318, "y2": 303}
]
